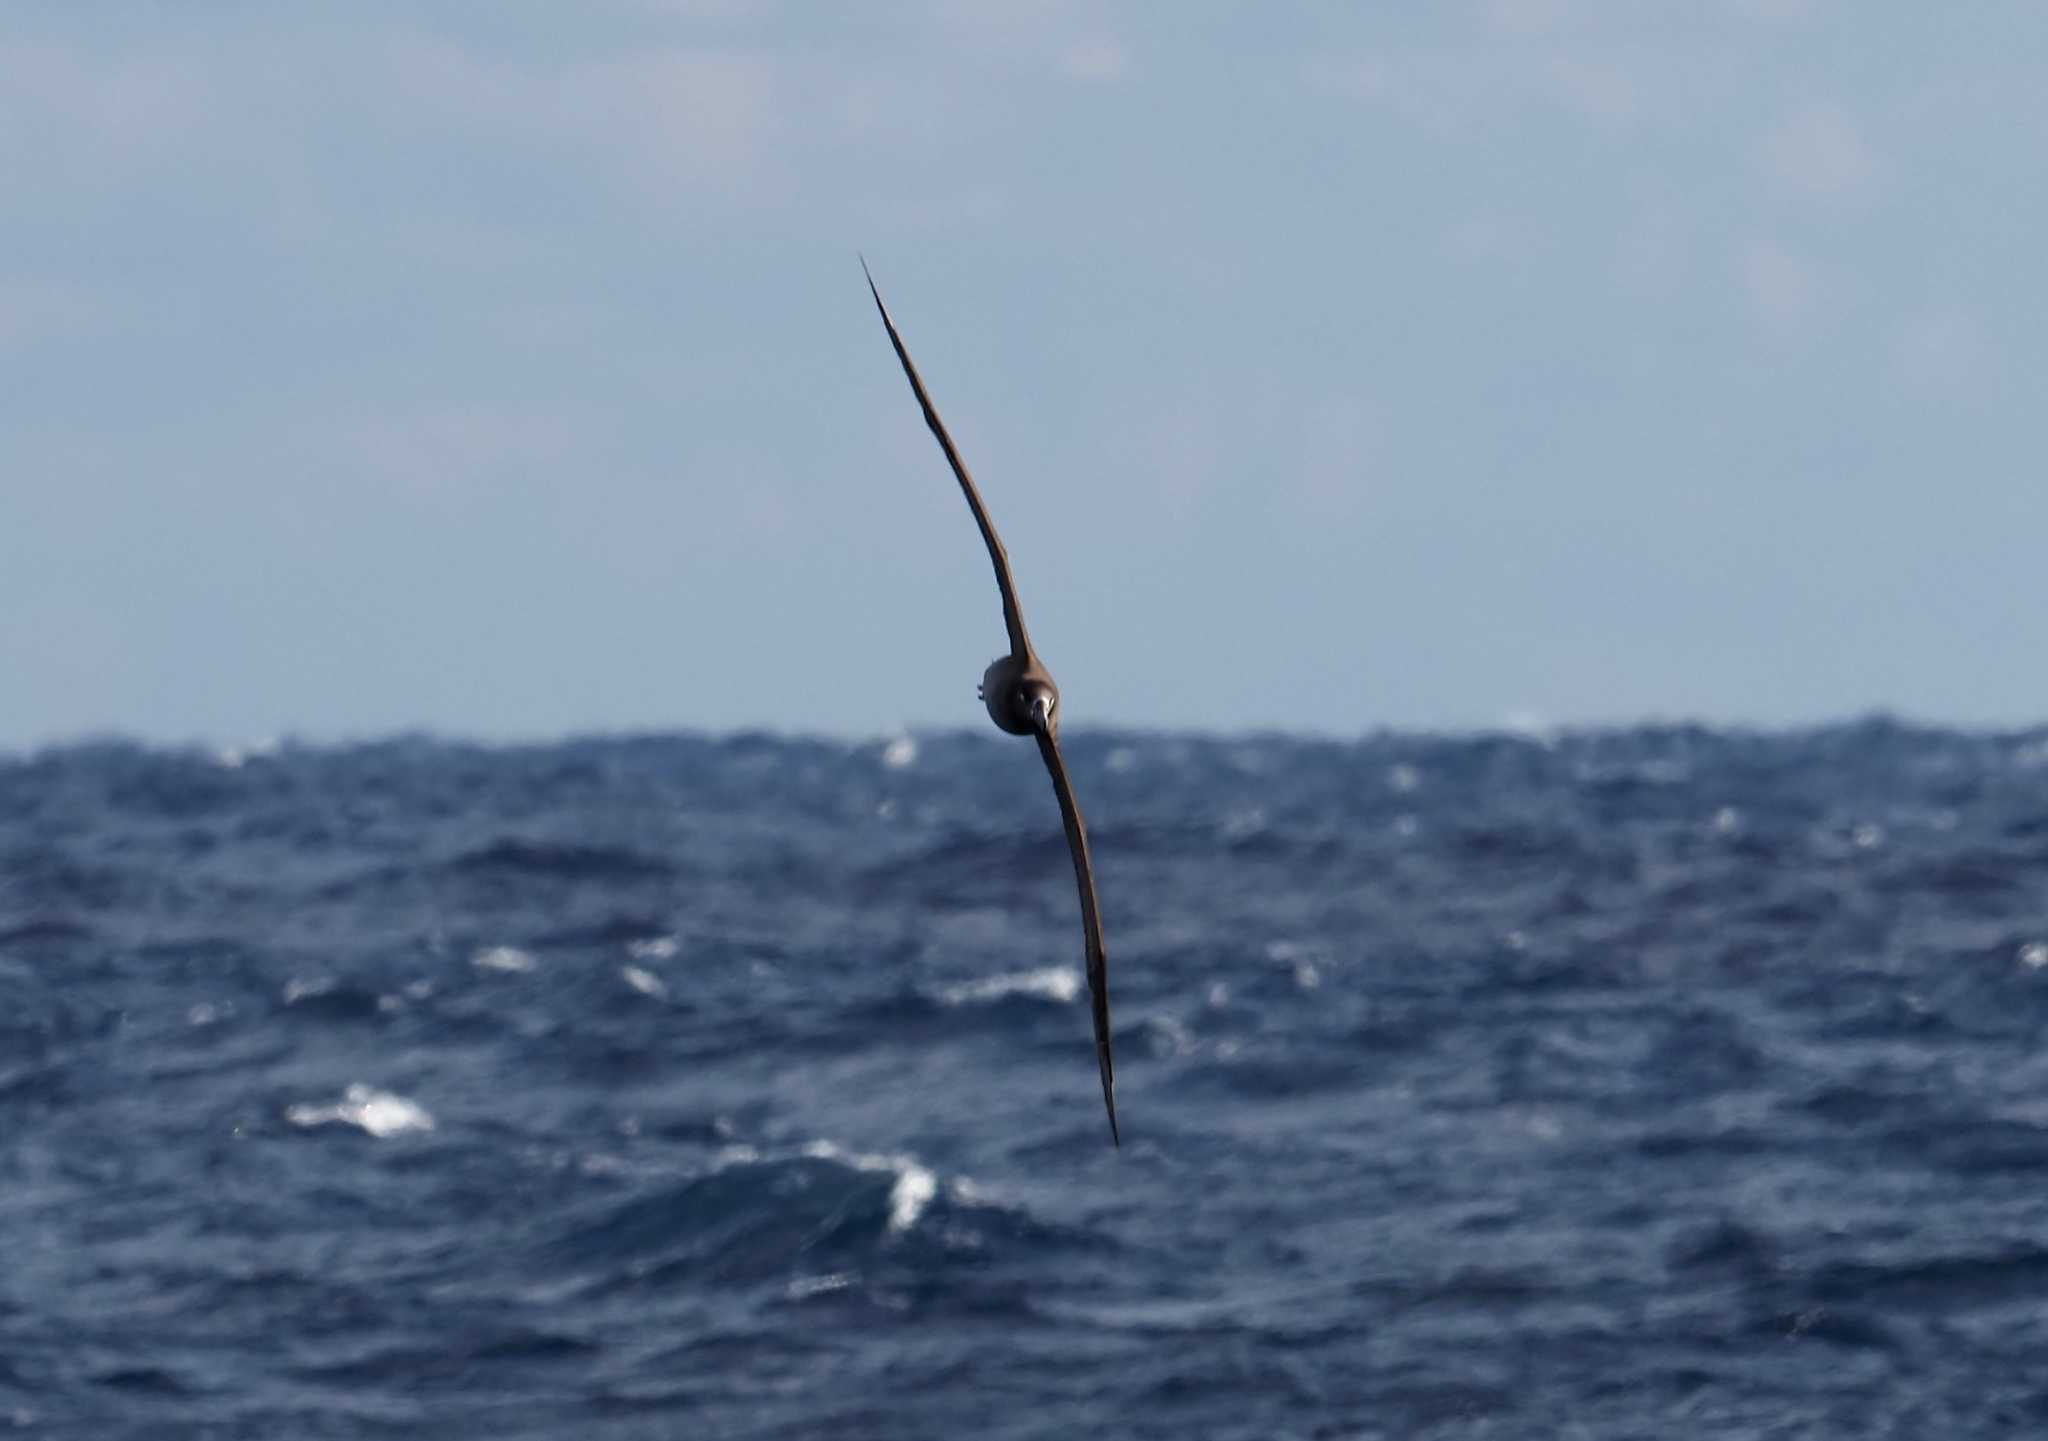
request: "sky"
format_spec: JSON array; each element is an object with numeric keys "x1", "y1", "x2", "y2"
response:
[{"x1": 3, "y1": 1, "x2": 2044, "y2": 748}]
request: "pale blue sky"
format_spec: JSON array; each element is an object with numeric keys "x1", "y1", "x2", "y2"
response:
[{"x1": 3, "y1": 2, "x2": 2043, "y2": 748}]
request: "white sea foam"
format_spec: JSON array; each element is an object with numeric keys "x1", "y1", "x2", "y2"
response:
[
  {"x1": 946, "y1": 1177, "x2": 991, "y2": 1206},
  {"x1": 282, "y1": 975, "x2": 333, "y2": 1005},
  {"x1": 1221, "y1": 805, "x2": 1268, "y2": 839},
  {"x1": 881, "y1": 735, "x2": 918, "y2": 769},
  {"x1": 940, "y1": 965, "x2": 1081, "y2": 1006},
  {"x1": 214, "y1": 736, "x2": 280, "y2": 769},
  {"x1": 801, "y1": 1139, "x2": 938, "y2": 1232},
  {"x1": 621, "y1": 965, "x2": 667, "y2": 998},
  {"x1": 625, "y1": 935, "x2": 678, "y2": 961},
  {"x1": 472, "y1": 945, "x2": 536, "y2": 973},
  {"x1": 887, "y1": 1168, "x2": 937, "y2": 1234},
  {"x1": 286, "y1": 1084, "x2": 435, "y2": 1138},
  {"x1": 787, "y1": 1271, "x2": 857, "y2": 1299},
  {"x1": 1145, "y1": 1015, "x2": 1195, "y2": 1057}
]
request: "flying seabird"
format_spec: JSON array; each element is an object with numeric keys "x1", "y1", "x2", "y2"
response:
[{"x1": 861, "y1": 259, "x2": 1119, "y2": 1147}]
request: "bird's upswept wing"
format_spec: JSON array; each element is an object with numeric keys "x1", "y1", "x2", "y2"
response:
[
  {"x1": 861, "y1": 258, "x2": 1033, "y2": 660},
  {"x1": 1032, "y1": 717, "x2": 1119, "y2": 1147}
]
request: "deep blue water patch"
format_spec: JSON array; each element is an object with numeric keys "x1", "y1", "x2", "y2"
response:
[{"x1": 5, "y1": 722, "x2": 2048, "y2": 1437}]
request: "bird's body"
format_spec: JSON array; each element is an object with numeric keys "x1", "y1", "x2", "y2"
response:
[
  {"x1": 862, "y1": 259, "x2": 1120, "y2": 1147},
  {"x1": 979, "y1": 653, "x2": 1056, "y2": 737}
]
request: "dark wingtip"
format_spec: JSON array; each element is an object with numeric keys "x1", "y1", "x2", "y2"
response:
[
  {"x1": 1100, "y1": 1053, "x2": 1120, "y2": 1148},
  {"x1": 859, "y1": 253, "x2": 887, "y2": 316}
]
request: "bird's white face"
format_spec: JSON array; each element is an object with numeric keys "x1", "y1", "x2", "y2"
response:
[
  {"x1": 1026, "y1": 687, "x2": 1056, "y2": 730},
  {"x1": 1019, "y1": 680, "x2": 1059, "y2": 736}
]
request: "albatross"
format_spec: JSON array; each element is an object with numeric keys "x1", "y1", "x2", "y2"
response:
[{"x1": 861, "y1": 259, "x2": 1119, "y2": 1147}]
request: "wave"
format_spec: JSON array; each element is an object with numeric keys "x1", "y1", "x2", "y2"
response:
[
  {"x1": 536, "y1": 1137, "x2": 1087, "y2": 1305},
  {"x1": 0, "y1": 916, "x2": 95, "y2": 946},
  {"x1": 440, "y1": 839, "x2": 677, "y2": 881},
  {"x1": 14, "y1": 724, "x2": 2048, "y2": 1429},
  {"x1": 471, "y1": 945, "x2": 537, "y2": 974}
]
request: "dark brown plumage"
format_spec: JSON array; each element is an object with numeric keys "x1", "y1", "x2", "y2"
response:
[{"x1": 862, "y1": 259, "x2": 1119, "y2": 1147}]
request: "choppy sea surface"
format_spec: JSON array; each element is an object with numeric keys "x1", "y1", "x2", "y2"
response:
[{"x1": 6, "y1": 722, "x2": 2048, "y2": 1438}]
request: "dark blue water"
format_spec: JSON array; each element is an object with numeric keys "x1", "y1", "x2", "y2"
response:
[{"x1": 6, "y1": 721, "x2": 2048, "y2": 1438}]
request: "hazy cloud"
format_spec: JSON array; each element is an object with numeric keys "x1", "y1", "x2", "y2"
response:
[
  {"x1": 1726, "y1": 0, "x2": 1821, "y2": 24},
  {"x1": 1767, "y1": 102, "x2": 1881, "y2": 200},
  {"x1": 1894, "y1": 305, "x2": 1987, "y2": 391},
  {"x1": 344, "y1": 407, "x2": 592, "y2": 508},
  {"x1": 1741, "y1": 238, "x2": 1823, "y2": 338},
  {"x1": 1542, "y1": 54, "x2": 1640, "y2": 125},
  {"x1": 1310, "y1": 43, "x2": 1646, "y2": 135},
  {"x1": 1485, "y1": 0, "x2": 1577, "y2": 37},
  {"x1": 1058, "y1": 37, "x2": 1128, "y2": 83},
  {"x1": 1613, "y1": 199, "x2": 1692, "y2": 298},
  {"x1": 0, "y1": 281, "x2": 109, "y2": 348},
  {"x1": 0, "y1": 40, "x2": 212, "y2": 158},
  {"x1": 1296, "y1": 396, "x2": 1384, "y2": 523},
  {"x1": 384, "y1": 35, "x2": 788, "y2": 204},
  {"x1": 1448, "y1": 211, "x2": 1551, "y2": 267}
]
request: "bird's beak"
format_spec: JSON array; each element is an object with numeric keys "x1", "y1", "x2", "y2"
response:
[{"x1": 1031, "y1": 696, "x2": 1054, "y2": 733}]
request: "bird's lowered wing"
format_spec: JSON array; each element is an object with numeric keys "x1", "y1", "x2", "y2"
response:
[
  {"x1": 1032, "y1": 716, "x2": 1118, "y2": 1146},
  {"x1": 861, "y1": 258, "x2": 1033, "y2": 661}
]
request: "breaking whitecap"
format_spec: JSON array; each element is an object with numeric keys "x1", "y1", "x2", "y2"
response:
[
  {"x1": 939, "y1": 966, "x2": 1081, "y2": 1006},
  {"x1": 800, "y1": 1139, "x2": 938, "y2": 1233},
  {"x1": 786, "y1": 1272, "x2": 857, "y2": 1300},
  {"x1": 472, "y1": 946, "x2": 536, "y2": 973},
  {"x1": 214, "y1": 735, "x2": 281, "y2": 770},
  {"x1": 620, "y1": 965, "x2": 667, "y2": 998},
  {"x1": 286, "y1": 1084, "x2": 435, "y2": 1138},
  {"x1": 282, "y1": 975, "x2": 335, "y2": 1006}
]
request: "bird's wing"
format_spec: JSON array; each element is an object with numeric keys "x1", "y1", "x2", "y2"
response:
[
  {"x1": 1032, "y1": 717, "x2": 1119, "y2": 1146},
  {"x1": 862, "y1": 258, "x2": 1033, "y2": 660}
]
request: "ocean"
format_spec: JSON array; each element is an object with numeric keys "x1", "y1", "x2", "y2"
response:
[{"x1": 4, "y1": 722, "x2": 2048, "y2": 1438}]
